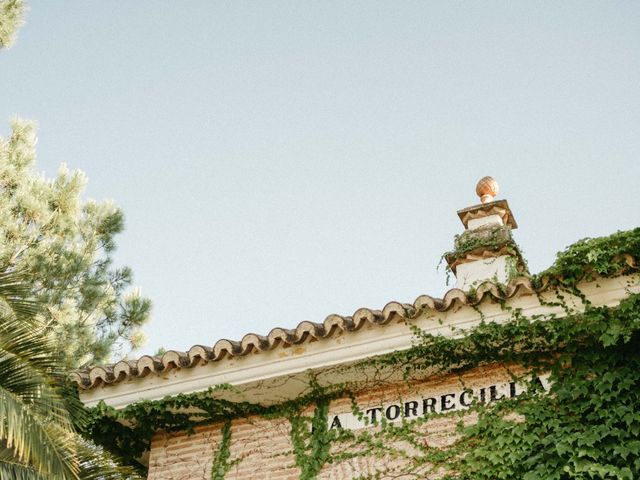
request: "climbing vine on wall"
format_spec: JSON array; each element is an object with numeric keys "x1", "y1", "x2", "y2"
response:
[
  {"x1": 84, "y1": 228, "x2": 640, "y2": 479},
  {"x1": 450, "y1": 336, "x2": 640, "y2": 480},
  {"x1": 289, "y1": 397, "x2": 337, "y2": 480},
  {"x1": 211, "y1": 421, "x2": 235, "y2": 480}
]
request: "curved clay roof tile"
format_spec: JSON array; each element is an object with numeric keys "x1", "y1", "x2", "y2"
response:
[
  {"x1": 89, "y1": 366, "x2": 113, "y2": 386},
  {"x1": 240, "y1": 333, "x2": 270, "y2": 353},
  {"x1": 161, "y1": 351, "x2": 190, "y2": 370},
  {"x1": 349, "y1": 308, "x2": 376, "y2": 330},
  {"x1": 413, "y1": 294, "x2": 439, "y2": 311},
  {"x1": 112, "y1": 360, "x2": 137, "y2": 381},
  {"x1": 266, "y1": 327, "x2": 297, "y2": 347},
  {"x1": 381, "y1": 301, "x2": 409, "y2": 321},
  {"x1": 441, "y1": 289, "x2": 468, "y2": 309},
  {"x1": 73, "y1": 277, "x2": 541, "y2": 390},
  {"x1": 136, "y1": 356, "x2": 163, "y2": 376},
  {"x1": 213, "y1": 339, "x2": 242, "y2": 360},
  {"x1": 187, "y1": 345, "x2": 214, "y2": 364}
]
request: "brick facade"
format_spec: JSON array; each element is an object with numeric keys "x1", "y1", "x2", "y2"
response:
[{"x1": 148, "y1": 364, "x2": 520, "y2": 479}]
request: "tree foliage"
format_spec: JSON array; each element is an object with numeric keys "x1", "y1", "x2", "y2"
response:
[
  {"x1": 0, "y1": 0, "x2": 25, "y2": 48},
  {"x1": 0, "y1": 120, "x2": 151, "y2": 367}
]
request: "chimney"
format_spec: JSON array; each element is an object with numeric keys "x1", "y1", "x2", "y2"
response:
[{"x1": 444, "y1": 177, "x2": 526, "y2": 290}]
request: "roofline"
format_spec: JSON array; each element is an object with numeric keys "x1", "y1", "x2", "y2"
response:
[
  {"x1": 72, "y1": 278, "x2": 537, "y2": 391},
  {"x1": 74, "y1": 275, "x2": 640, "y2": 409}
]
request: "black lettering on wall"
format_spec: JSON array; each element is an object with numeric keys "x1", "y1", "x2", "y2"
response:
[
  {"x1": 385, "y1": 405, "x2": 401, "y2": 421},
  {"x1": 509, "y1": 381, "x2": 518, "y2": 398},
  {"x1": 459, "y1": 389, "x2": 473, "y2": 407},
  {"x1": 404, "y1": 401, "x2": 419, "y2": 418},
  {"x1": 489, "y1": 385, "x2": 504, "y2": 402},
  {"x1": 329, "y1": 377, "x2": 552, "y2": 431},
  {"x1": 479, "y1": 387, "x2": 487, "y2": 404},
  {"x1": 423, "y1": 397, "x2": 437, "y2": 415},
  {"x1": 441, "y1": 393, "x2": 456, "y2": 412},
  {"x1": 330, "y1": 416, "x2": 343, "y2": 430},
  {"x1": 366, "y1": 407, "x2": 383, "y2": 423}
]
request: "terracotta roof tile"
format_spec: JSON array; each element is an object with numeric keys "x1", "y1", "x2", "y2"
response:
[{"x1": 70, "y1": 276, "x2": 540, "y2": 390}]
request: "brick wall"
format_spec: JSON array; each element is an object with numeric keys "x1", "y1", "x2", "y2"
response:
[{"x1": 147, "y1": 364, "x2": 520, "y2": 479}]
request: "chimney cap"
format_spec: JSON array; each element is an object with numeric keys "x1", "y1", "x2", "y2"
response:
[{"x1": 457, "y1": 199, "x2": 518, "y2": 229}]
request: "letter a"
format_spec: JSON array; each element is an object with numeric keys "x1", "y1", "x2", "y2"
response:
[{"x1": 330, "y1": 416, "x2": 343, "y2": 430}]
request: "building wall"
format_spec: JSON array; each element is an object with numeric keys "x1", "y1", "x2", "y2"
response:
[{"x1": 147, "y1": 364, "x2": 525, "y2": 480}]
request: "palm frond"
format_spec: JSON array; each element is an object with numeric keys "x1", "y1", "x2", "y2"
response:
[
  {"x1": 0, "y1": 383, "x2": 79, "y2": 479},
  {"x1": 0, "y1": 450, "x2": 47, "y2": 480},
  {"x1": 0, "y1": 306, "x2": 72, "y2": 429},
  {"x1": 75, "y1": 438, "x2": 144, "y2": 480},
  {"x1": 0, "y1": 266, "x2": 138, "y2": 478},
  {"x1": 0, "y1": 269, "x2": 40, "y2": 320},
  {"x1": 0, "y1": 314, "x2": 61, "y2": 379},
  {"x1": 0, "y1": 461, "x2": 47, "y2": 480}
]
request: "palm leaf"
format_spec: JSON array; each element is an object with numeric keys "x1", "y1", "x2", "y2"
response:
[
  {"x1": 0, "y1": 266, "x2": 139, "y2": 478},
  {"x1": 0, "y1": 300, "x2": 72, "y2": 429},
  {"x1": 0, "y1": 269, "x2": 40, "y2": 320},
  {"x1": 0, "y1": 449, "x2": 47, "y2": 480},
  {"x1": 0, "y1": 461, "x2": 47, "y2": 480},
  {"x1": 0, "y1": 387, "x2": 80, "y2": 479},
  {"x1": 74, "y1": 438, "x2": 144, "y2": 480}
]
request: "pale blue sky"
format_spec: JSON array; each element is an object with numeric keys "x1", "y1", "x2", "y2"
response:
[{"x1": 1, "y1": 1, "x2": 639, "y2": 357}]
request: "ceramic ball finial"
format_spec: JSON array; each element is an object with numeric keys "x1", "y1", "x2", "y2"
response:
[{"x1": 476, "y1": 176, "x2": 499, "y2": 204}]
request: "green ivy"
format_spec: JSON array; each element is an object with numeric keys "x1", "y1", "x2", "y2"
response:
[
  {"x1": 440, "y1": 293, "x2": 640, "y2": 479},
  {"x1": 289, "y1": 397, "x2": 337, "y2": 480},
  {"x1": 534, "y1": 227, "x2": 640, "y2": 288},
  {"x1": 85, "y1": 385, "x2": 261, "y2": 464},
  {"x1": 440, "y1": 224, "x2": 526, "y2": 284},
  {"x1": 450, "y1": 224, "x2": 514, "y2": 260},
  {"x1": 211, "y1": 421, "x2": 234, "y2": 480},
  {"x1": 450, "y1": 341, "x2": 640, "y2": 480}
]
